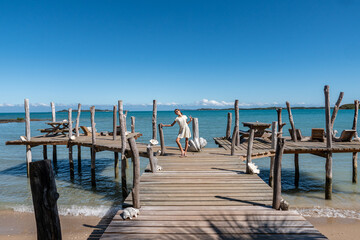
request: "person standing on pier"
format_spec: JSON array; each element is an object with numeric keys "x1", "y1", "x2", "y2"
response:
[{"x1": 161, "y1": 109, "x2": 193, "y2": 157}]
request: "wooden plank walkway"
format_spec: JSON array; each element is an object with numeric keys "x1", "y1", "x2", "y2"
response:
[{"x1": 100, "y1": 147, "x2": 327, "y2": 239}]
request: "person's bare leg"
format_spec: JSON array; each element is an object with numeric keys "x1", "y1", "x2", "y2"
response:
[
  {"x1": 176, "y1": 138, "x2": 184, "y2": 157},
  {"x1": 184, "y1": 138, "x2": 189, "y2": 156}
]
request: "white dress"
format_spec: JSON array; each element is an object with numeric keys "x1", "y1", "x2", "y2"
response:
[{"x1": 175, "y1": 115, "x2": 191, "y2": 139}]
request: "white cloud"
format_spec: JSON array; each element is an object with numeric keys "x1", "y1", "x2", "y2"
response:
[
  {"x1": 0, "y1": 103, "x2": 15, "y2": 107},
  {"x1": 196, "y1": 99, "x2": 234, "y2": 107}
]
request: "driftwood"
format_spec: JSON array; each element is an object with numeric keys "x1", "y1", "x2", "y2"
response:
[
  {"x1": 29, "y1": 160, "x2": 61, "y2": 240},
  {"x1": 330, "y1": 92, "x2": 344, "y2": 129},
  {"x1": 147, "y1": 146, "x2": 157, "y2": 173},
  {"x1": 152, "y1": 100, "x2": 157, "y2": 140},
  {"x1": 353, "y1": 100, "x2": 359, "y2": 183},
  {"x1": 131, "y1": 116, "x2": 135, "y2": 133},
  {"x1": 128, "y1": 137, "x2": 140, "y2": 208},
  {"x1": 158, "y1": 124, "x2": 165, "y2": 156},
  {"x1": 324, "y1": 85, "x2": 333, "y2": 199},
  {"x1": 272, "y1": 138, "x2": 285, "y2": 210},
  {"x1": 286, "y1": 102, "x2": 297, "y2": 142},
  {"x1": 246, "y1": 129, "x2": 255, "y2": 174},
  {"x1": 90, "y1": 106, "x2": 96, "y2": 187},
  {"x1": 226, "y1": 112, "x2": 232, "y2": 139},
  {"x1": 25, "y1": 99, "x2": 32, "y2": 177},
  {"x1": 269, "y1": 121, "x2": 278, "y2": 187}
]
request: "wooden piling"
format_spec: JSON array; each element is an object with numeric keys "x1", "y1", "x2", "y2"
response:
[
  {"x1": 272, "y1": 138, "x2": 285, "y2": 210},
  {"x1": 276, "y1": 108, "x2": 285, "y2": 137},
  {"x1": 152, "y1": 100, "x2": 157, "y2": 140},
  {"x1": 231, "y1": 125, "x2": 238, "y2": 156},
  {"x1": 51, "y1": 102, "x2": 57, "y2": 166},
  {"x1": 114, "y1": 152, "x2": 119, "y2": 178},
  {"x1": 68, "y1": 108, "x2": 74, "y2": 179},
  {"x1": 330, "y1": 92, "x2": 344, "y2": 129},
  {"x1": 193, "y1": 118, "x2": 200, "y2": 151},
  {"x1": 286, "y1": 102, "x2": 297, "y2": 142},
  {"x1": 113, "y1": 105, "x2": 117, "y2": 140},
  {"x1": 147, "y1": 145, "x2": 157, "y2": 173},
  {"x1": 75, "y1": 103, "x2": 81, "y2": 137},
  {"x1": 77, "y1": 145, "x2": 81, "y2": 173},
  {"x1": 53, "y1": 146, "x2": 57, "y2": 167},
  {"x1": 25, "y1": 99, "x2": 32, "y2": 177},
  {"x1": 226, "y1": 112, "x2": 232, "y2": 139},
  {"x1": 43, "y1": 145, "x2": 47, "y2": 160},
  {"x1": 234, "y1": 100, "x2": 240, "y2": 146},
  {"x1": 29, "y1": 160, "x2": 61, "y2": 240},
  {"x1": 131, "y1": 116, "x2": 135, "y2": 133},
  {"x1": 158, "y1": 124, "x2": 165, "y2": 156},
  {"x1": 269, "y1": 121, "x2": 278, "y2": 187},
  {"x1": 246, "y1": 129, "x2": 255, "y2": 174},
  {"x1": 120, "y1": 115, "x2": 128, "y2": 199},
  {"x1": 352, "y1": 100, "x2": 359, "y2": 183},
  {"x1": 324, "y1": 85, "x2": 333, "y2": 199},
  {"x1": 294, "y1": 153, "x2": 299, "y2": 188},
  {"x1": 90, "y1": 106, "x2": 96, "y2": 187},
  {"x1": 128, "y1": 137, "x2": 140, "y2": 208}
]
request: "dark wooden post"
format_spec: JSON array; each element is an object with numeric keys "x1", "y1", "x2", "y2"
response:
[
  {"x1": 269, "y1": 121, "x2": 278, "y2": 187},
  {"x1": 272, "y1": 138, "x2": 285, "y2": 210},
  {"x1": 75, "y1": 103, "x2": 81, "y2": 137},
  {"x1": 158, "y1": 124, "x2": 165, "y2": 156},
  {"x1": 114, "y1": 152, "x2": 119, "y2": 178},
  {"x1": 234, "y1": 100, "x2": 240, "y2": 146},
  {"x1": 286, "y1": 102, "x2": 297, "y2": 142},
  {"x1": 128, "y1": 137, "x2": 140, "y2": 208},
  {"x1": 231, "y1": 125, "x2": 238, "y2": 156},
  {"x1": 77, "y1": 145, "x2": 81, "y2": 174},
  {"x1": 120, "y1": 115, "x2": 128, "y2": 199},
  {"x1": 246, "y1": 129, "x2": 255, "y2": 174},
  {"x1": 276, "y1": 108, "x2": 285, "y2": 137},
  {"x1": 25, "y1": 99, "x2": 32, "y2": 177},
  {"x1": 51, "y1": 102, "x2": 57, "y2": 167},
  {"x1": 324, "y1": 85, "x2": 333, "y2": 199},
  {"x1": 68, "y1": 108, "x2": 74, "y2": 180},
  {"x1": 43, "y1": 145, "x2": 47, "y2": 160},
  {"x1": 226, "y1": 112, "x2": 232, "y2": 139},
  {"x1": 29, "y1": 160, "x2": 61, "y2": 240},
  {"x1": 330, "y1": 92, "x2": 344, "y2": 129},
  {"x1": 352, "y1": 100, "x2": 359, "y2": 183},
  {"x1": 147, "y1": 146, "x2": 157, "y2": 173},
  {"x1": 113, "y1": 104, "x2": 119, "y2": 179},
  {"x1": 294, "y1": 154, "x2": 299, "y2": 188},
  {"x1": 131, "y1": 116, "x2": 135, "y2": 133},
  {"x1": 152, "y1": 100, "x2": 157, "y2": 140},
  {"x1": 90, "y1": 106, "x2": 96, "y2": 187}
]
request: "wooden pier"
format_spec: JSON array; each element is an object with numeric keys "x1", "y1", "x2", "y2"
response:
[{"x1": 100, "y1": 147, "x2": 326, "y2": 240}]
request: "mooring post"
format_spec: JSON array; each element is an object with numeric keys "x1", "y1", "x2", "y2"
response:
[
  {"x1": 24, "y1": 99, "x2": 32, "y2": 177},
  {"x1": 294, "y1": 153, "x2": 299, "y2": 188},
  {"x1": 234, "y1": 100, "x2": 240, "y2": 146},
  {"x1": 131, "y1": 116, "x2": 135, "y2": 133},
  {"x1": 120, "y1": 114, "x2": 128, "y2": 199},
  {"x1": 128, "y1": 137, "x2": 140, "y2": 209},
  {"x1": 29, "y1": 160, "x2": 61, "y2": 240},
  {"x1": 352, "y1": 100, "x2": 359, "y2": 183},
  {"x1": 43, "y1": 145, "x2": 47, "y2": 160},
  {"x1": 246, "y1": 128, "x2": 255, "y2": 174},
  {"x1": 324, "y1": 85, "x2": 333, "y2": 199},
  {"x1": 158, "y1": 123, "x2": 165, "y2": 156},
  {"x1": 272, "y1": 138, "x2": 285, "y2": 210},
  {"x1": 152, "y1": 100, "x2": 157, "y2": 140},
  {"x1": 51, "y1": 102, "x2": 57, "y2": 167},
  {"x1": 113, "y1": 105, "x2": 117, "y2": 140},
  {"x1": 193, "y1": 118, "x2": 200, "y2": 151},
  {"x1": 231, "y1": 124, "x2": 238, "y2": 156},
  {"x1": 90, "y1": 106, "x2": 96, "y2": 187},
  {"x1": 75, "y1": 103, "x2": 82, "y2": 173},
  {"x1": 276, "y1": 108, "x2": 285, "y2": 137},
  {"x1": 269, "y1": 121, "x2": 278, "y2": 187},
  {"x1": 114, "y1": 152, "x2": 119, "y2": 179},
  {"x1": 226, "y1": 112, "x2": 232, "y2": 139},
  {"x1": 147, "y1": 145, "x2": 157, "y2": 173},
  {"x1": 286, "y1": 101, "x2": 297, "y2": 142},
  {"x1": 68, "y1": 108, "x2": 74, "y2": 180}
]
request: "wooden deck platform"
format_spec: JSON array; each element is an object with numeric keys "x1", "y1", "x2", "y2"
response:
[{"x1": 100, "y1": 147, "x2": 327, "y2": 240}]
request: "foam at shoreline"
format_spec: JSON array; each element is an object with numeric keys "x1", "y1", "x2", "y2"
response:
[{"x1": 296, "y1": 206, "x2": 360, "y2": 219}]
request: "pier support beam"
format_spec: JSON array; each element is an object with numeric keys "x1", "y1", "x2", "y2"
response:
[
  {"x1": 128, "y1": 137, "x2": 140, "y2": 209},
  {"x1": 53, "y1": 146, "x2": 57, "y2": 168},
  {"x1": 294, "y1": 154, "x2": 299, "y2": 188},
  {"x1": 114, "y1": 152, "x2": 119, "y2": 178},
  {"x1": 43, "y1": 145, "x2": 47, "y2": 160},
  {"x1": 286, "y1": 102, "x2": 297, "y2": 142},
  {"x1": 113, "y1": 105, "x2": 117, "y2": 140},
  {"x1": 352, "y1": 100, "x2": 359, "y2": 183},
  {"x1": 234, "y1": 100, "x2": 240, "y2": 146},
  {"x1": 269, "y1": 121, "x2": 278, "y2": 187},
  {"x1": 324, "y1": 85, "x2": 333, "y2": 199},
  {"x1": 152, "y1": 100, "x2": 157, "y2": 140},
  {"x1": 246, "y1": 129, "x2": 255, "y2": 174},
  {"x1": 51, "y1": 102, "x2": 57, "y2": 168},
  {"x1": 147, "y1": 146, "x2": 157, "y2": 173},
  {"x1": 90, "y1": 106, "x2": 96, "y2": 187},
  {"x1": 158, "y1": 124, "x2": 165, "y2": 156},
  {"x1": 77, "y1": 145, "x2": 81, "y2": 174},
  {"x1": 273, "y1": 138, "x2": 285, "y2": 210},
  {"x1": 68, "y1": 108, "x2": 74, "y2": 180},
  {"x1": 120, "y1": 113, "x2": 128, "y2": 199},
  {"x1": 131, "y1": 116, "x2": 135, "y2": 133},
  {"x1": 25, "y1": 99, "x2": 32, "y2": 177},
  {"x1": 330, "y1": 92, "x2": 344, "y2": 129},
  {"x1": 226, "y1": 112, "x2": 232, "y2": 140}
]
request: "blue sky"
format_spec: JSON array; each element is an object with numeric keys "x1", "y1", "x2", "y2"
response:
[{"x1": 0, "y1": 0, "x2": 359, "y2": 111}]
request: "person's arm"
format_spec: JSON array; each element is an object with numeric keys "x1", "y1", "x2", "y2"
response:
[
  {"x1": 161, "y1": 121, "x2": 176, "y2": 127},
  {"x1": 187, "y1": 116, "x2": 193, "y2": 124}
]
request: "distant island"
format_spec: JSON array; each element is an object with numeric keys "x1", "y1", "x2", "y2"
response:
[
  {"x1": 0, "y1": 118, "x2": 49, "y2": 124},
  {"x1": 196, "y1": 104, "x2": 358, "y2": 111},
  {"x1": 339, "y1": 103, "x2": 356, "y2": 109},
  {"x1": 57, "y1": 109, "x2": 112, "y2": 112}
]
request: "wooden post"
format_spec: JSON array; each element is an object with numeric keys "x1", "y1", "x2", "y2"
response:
[
  {"x1": 128, "y1": 137, "x2": 140, "y2": 209},
  {"x1": 234, "y1": 100, "x2": 240, "y2": 146},
  {"x1": 226, "y1": 112, "x2": 232, "y2": 139},
  {"x1": 272, "y1": 138, "x2": 285, "y2": 210},
  {"x1": 324, "y1": 85, "x2": 333, "y2": 199},
  {"x1": 231, "y1": 125, "x2": 238, "y2": 156},
  {"x1": 294, "y1": 154, "x2": 299, "y2": 188},
  {"x1": 131, "y1": 116, "x2": 135, "y2": 133},
  {"x1": 90, "y1": 106, "x2": 96, "y2": 187},
  {"x1": 147, "y1": 146, "x2": 157, "y2": 173},
  {"x1": 276, "y1": 108, "x2": 284, "y2": 137},
  {"x1": 77, "y1": 145, "x2": 81, "y2": 174},
  {"x1": 330, "y1": 92, "x2": 344, "y2": 129},
  {"x1": 118, "y1": 100, "x2": 123, "y2": 127},
  {"x1": 158, "y1": 124, "x2": 165, "y2": 156},
  {"x1": 68, "y1": 108, "x2": 74, "y2": 180},
  {"x1": 269, "y1": 121, "x2": 278, "y2": 187},
  {"x1": 114, "y1": 152, "x2": 119, "y2": 178},
  {"x1": 246, "y1": 129, "x2": 255, "y2": 174},
  {"x1": 352, "y1": 100, "x2": 359, "y2": 183},
  {"x1": 193, "y1": 118, "x2": 200, "y2": 151},
  {"x1": 120, "y1": 115, "x2": 128, "y2": 199},
  {"x1": 286, "y1": 102, "x2": 297, "y2": 142},
  {"x1": 43, "y1": 145, "x2": 47, "y2": 160},
  {"x1": 25, "y1": 99, "x2": 32, "y2": 177},
  {"x1": 113, "y1": 105, "x2": 117, "y2": 140},
  {"x1": 152, "y1": 100, "x2": 157, "y2": 140},
  {"x1": 29, "y1": 160, "x2": 61, "y2": 240},
  {"x1": 75, "y1": 103, "x2": 81, "y2": 137},
  {"x1": 51, "y1": 102, "x2": 57, "y2": 167}
]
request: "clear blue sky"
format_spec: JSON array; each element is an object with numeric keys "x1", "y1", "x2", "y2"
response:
[{"x1": 0, "y1": 0, "x2": 359, "y2": 110}]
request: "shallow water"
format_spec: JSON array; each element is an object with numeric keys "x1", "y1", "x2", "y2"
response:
[{"x1": 0, "y1": 109, "x2": 359, "y2": 218}]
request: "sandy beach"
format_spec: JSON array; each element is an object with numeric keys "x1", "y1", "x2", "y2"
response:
[{"x1": 1, "y1": 209, "x2": 360, "y2": 240}]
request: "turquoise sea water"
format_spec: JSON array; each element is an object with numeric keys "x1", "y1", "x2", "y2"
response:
[{"x1": 0, "y1": 109, "x2": 359, "y2": 218}]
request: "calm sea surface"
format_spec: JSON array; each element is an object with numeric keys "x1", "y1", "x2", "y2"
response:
[{"x1": 0, "y1": 109, "x2": 359, "y2": 218}]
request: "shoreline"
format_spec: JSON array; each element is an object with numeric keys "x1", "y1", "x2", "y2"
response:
[{"x1": 0, "y1": 119, "x2": 49, "y2": 124}]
